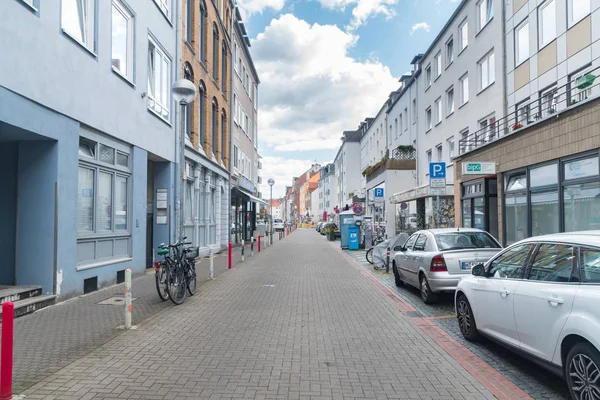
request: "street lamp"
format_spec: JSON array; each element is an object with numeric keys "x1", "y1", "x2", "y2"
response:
[
  {"x1": 268, "y1": 178, "x2": 275, "y2": 244},
  {"x1": 172, "y1": 79, "x2": 197, "y2": 241}
]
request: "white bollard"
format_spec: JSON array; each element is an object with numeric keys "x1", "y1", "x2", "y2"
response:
[
  {"x1": 251, "y1": 237, "x2": 254, "y2": 256},
  {"x1": 241, "y1": 240, "x2": 245, "y2": 262},
  {"x1": 209, "y1": 248, "x2": 214, "y2": 280},
  {"x1": 124, "y1": 269, "x2": 132, "y2": 329}
]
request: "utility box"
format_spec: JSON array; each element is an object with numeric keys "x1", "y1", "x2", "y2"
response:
[
  {"x1": 339, "y1": 212, "x2": 356, "y2": 249},
  {"x1": 348, "y1": 226, "x2": 360, "y2": 250}
]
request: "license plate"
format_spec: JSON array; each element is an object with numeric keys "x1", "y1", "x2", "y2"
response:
[{"x1": 461, "y1": 261, "x2": 477, "y2": 270}]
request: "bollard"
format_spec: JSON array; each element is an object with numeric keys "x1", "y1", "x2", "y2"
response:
[
  {"x1": 251, "y1": 237, "x2": 254, "y2": 256},
  {"x1": 258, "y1": 236, "x2": 261, "y2": 252},
  {"x1": 386, "y1": 247, "x2": 390, "y2": 274},
  {"x1": 241, "y1": 240, "x2": 245, "y2": 262},
  {"x1": 124, "y1": 269, "x2": 132, "y2": 329},
  {"x1": 228, "y1": 242, "x2": 232, "y2": 269},
  {"x1": 210, "y1": 248, "x2": 215, "y2": 279},
  {"x1": 0, "y1": 302, "x2": 14, "y2": 400}
]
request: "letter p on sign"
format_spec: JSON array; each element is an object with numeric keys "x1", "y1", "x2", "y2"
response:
[{"x1": 429, "y1": 162, "x2": 446, "y2": 179}]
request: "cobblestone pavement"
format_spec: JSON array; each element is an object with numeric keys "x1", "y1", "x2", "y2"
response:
[
  {"x1": 343, "y1": 247, "x2": 570, "y2": 400},
  {"x1": 22, "y1": 229, "x2": 500, "y2": 400},
  {"x1": 10, "y1": 235, "x2": 280, "y2": 393}
]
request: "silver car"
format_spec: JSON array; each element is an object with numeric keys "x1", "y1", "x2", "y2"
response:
[{"x1": 392, "y1": 228, "x2": 502, "y2": 304}]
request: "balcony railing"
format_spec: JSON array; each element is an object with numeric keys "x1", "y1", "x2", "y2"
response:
[
  {"x1": 458, "y1": 68, "x2": 600, "y2": 155},
  {"x1": 364, "y1": 147, "x2": 417, "y2": 183}
]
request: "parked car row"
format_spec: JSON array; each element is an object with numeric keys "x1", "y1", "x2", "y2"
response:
[{"x1": 390, "y1": 228, "x2": 600, "y2": 399}]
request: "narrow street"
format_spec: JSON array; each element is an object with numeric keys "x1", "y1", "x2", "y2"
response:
[{"x1": 14, "y1": 229, "x2": 565, "y2": 400}]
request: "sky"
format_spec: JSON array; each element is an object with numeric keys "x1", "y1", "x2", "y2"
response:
[{"x1": 242, "y1": 0, "x2": 462, "y2": 198}]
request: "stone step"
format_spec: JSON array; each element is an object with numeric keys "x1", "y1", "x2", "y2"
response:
[
  {"x1": 0, "y1": 294, "x2": 57, "y2": 318},
  {"x1": 0, "y1": 285, "x2": 43, "y2": 305}
]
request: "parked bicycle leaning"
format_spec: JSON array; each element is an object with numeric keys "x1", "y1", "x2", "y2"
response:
[{"x1": 154, "y1": 237, "x2": 199, "y2": 305}]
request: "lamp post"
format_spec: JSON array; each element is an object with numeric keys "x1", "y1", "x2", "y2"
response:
[
  {"x1": 172, "y1": 80, "x2": 197, "y2": 241},
  {"x1": 268, "y1": 178, "x2": 275, "y2": 244}
]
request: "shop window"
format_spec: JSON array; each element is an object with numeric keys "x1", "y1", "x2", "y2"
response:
[
  {"x1": 531, "y1": 190, "x2": 559, "y2": 236},
  {"x1": 505, "y1": 173, "x2": 528, "y2": 245},
  {"x1": 530, "y1": 163, "x2": 558, "y2": 187},
  {"x1": 462, "y1": 200, "x2": 472, "y2": 228},
  {"x1": 564, "y1": 156, "x2": 599, "y2": 181},
  {"x1": 506, "y1": 174, "x2": 527, "y2": 191},
  {"x1": 564, "y1": 181, "x2": 600, "y2": 231}
]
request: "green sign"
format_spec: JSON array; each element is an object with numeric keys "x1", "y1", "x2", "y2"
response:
[{"x1": 462, "y1": 162, "x2": 496, "y2": 175}]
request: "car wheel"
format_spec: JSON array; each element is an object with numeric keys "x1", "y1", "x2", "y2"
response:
[
  {"x1": 456, "y1": 294, "x2": 479, "y2": 341},
  {"x1": 566, "y1": 342, "x2": 600, "y2": 400},
  {"x1": 419, "y1": 274, "x2": 437, "y2": 304},
  {"x1": 392, "y1": 262, "x2": 403, "y2": 287}
]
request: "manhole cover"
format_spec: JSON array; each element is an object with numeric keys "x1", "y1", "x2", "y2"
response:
[{"x1": 97, "y1": 296, "x2": 137, "y2": 305}]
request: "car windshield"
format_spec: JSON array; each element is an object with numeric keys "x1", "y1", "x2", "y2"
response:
[
  {"x1": 435, "y1": 232, "x2": 501, "y2": 251},
  {"x1": 274, "y1": 219, "x2": 283, "y2": 223}
]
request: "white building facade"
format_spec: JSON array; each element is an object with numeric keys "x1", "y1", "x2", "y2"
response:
[{"x1": 334, "y1": 129, "x2": 362, "y2": 209}]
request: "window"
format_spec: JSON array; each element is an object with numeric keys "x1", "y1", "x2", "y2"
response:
[
  {"x1": 426, "y1": 107, "x2": 432, "y2": 130},
  {"x1": 253, "y1": 84, "x2": 258, "y2": 110},
  {"x1": 581, "y1": 248, "x2": 600, "y2": 283},
  {"x1": 147, "y1": 37, "x2": 171, "y2": 119},
  {"x1": 478, "y1": 51, "x2": 495, "y2": 90},
  {"x1": 111, "y1": 1, "x2": 134, "y2": 80},
  {"x1": 435, "y1": 52, "x2": 442, "y2": 78},
  {"x1": 414, "y1": 235, "x2": 427, "y2": 251},
  {"x1": 448, "y1": 137, "x2": 455, "y2": 158},
  {"x1": 233, "y1": 94, "x2": 239, "y2": 124},
  {"x1": 488, "y1": 245, "x2": 532, "y2": 278},
  {"x1": 78, "y1": 167, "x2": 95, "y2": 232},
  {"x1": 460, "y1": 129, "x2": 470, "y2": 153},
  {"x1": 412, "y1": 99, "x2": 417, "y2": 122},
  {"x1": 447, "y1": 87, "x2": 454, "y2": 115},
  {"x1": 569, "y1": 0, "x2": 590, "y2": 26},
  {"x1": 427, "y1": 150, "x2": 432, "y2": 165},
  {"x1": 515, "y1": 21, "x2": 529, "y2": 66},
  {"x1": 516, "y1": 99, "x2": 531, "y2": 125},
  {"x1": 539, "y1": 0, "x2": 556, "y2": 48},
  {"x1": 426, "y1": 65, "x2": 432, "y2": 87},
  {"x1": 185, "y1": 0, "x2": 193, "y2": 43},
  {"x1": 540, "y1": 85, "x2": 558, "y2": 117},
  {"x1": 221, "y1": 110, "x2": 226, "y2": 162},
  {"x1": 153, "y1": 0, "x2": 171, "y2": 18},
  {"x1": 62, "y1": 0, "x2": 96, "y2": 52},
  {"x1": 529, "y1": 244, "x2": 576, "y2": 282},
  {"x1": 234, "y1": 42, "x2": 239, "y2": 73},
  {"x1": 221, "y1": 41, "x2": 227, "y2": 93},
  {"x1": 199, "y1": 1, "x2": 206, "y2": 63},
  {"x1": 394, "y1": 118, "x2": 399, "y2": 139},
  {"x1": 460, "y1": 74, "x2": 469, "y2": 105},
  {"x1": 212, "y1": 26, "x2": 219, "y2": 82},
  {"x1": 459, "y1": 19, "x2": 468, "y2": 51},
  {"x1": 212, "y1": 99, "x2": 218, "y2": 154},
  {"x1": 435, "y1": 232, "x2": 500, "y2": 251},
  {"x1": 569, "y1": 68, "x2": 594, "y2": 105},
  {"x1": 404, "y1": 234, "x2": 418, "y2": 250},
  {"x1": 233, "y1": 145, "x2": 239, "y2": 168},
  {"x1": 505, "y1": 174, "x2": 528, "y2": 244},
  {"x1": 436, "y1": 145, "x2": 443, "y2": 161},
  {"x1": 404, "y1": 108, "x2": 408, "y2": 130},
  {"x1": 435, "y1": 98, "x2": 442, "y2": 124},
  {"x1": 446, "y1": 38, "x2": 454, "y2": 66},
  {"x1": 198, "y1": 82, "x2": 206, "y2": 148},
  {"x1": 477, "y1": 0, "x2": 493, "y2": 31}
]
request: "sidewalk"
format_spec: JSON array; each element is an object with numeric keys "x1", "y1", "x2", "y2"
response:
[
  {"x1": 8, "y1": 233, "x2": 283, "y2": 394},
  {"x1": 21, "y1": 229, "x2": 493, "y2": 400}
]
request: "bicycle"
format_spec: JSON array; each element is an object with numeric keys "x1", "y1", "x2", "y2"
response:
[{"x1": 155, "y1": 238, "x2": 198, "y2": 305}]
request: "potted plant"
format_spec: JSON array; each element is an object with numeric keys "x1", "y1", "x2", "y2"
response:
[
  {"x1": 512, "y1": 123, "x2": 524, "y2": 131},
  {"x1": 323, "y1": 225, "x2": 337, "y2": 241}
]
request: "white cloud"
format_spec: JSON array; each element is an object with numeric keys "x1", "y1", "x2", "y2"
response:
[
  {"x1": 315, "y1": 0, "x2": 397, "y2": 30},
  {"x1": 258, "y1": 157, "x2": 321, "y2": 198},
  {"x1": 237, "y1": 0, "x2": 285, "y2": 16},
  {"x1": 410, "y1": 22, "x2": 430, "y2": 35},
  {"x1": 252, "y1": 14, "x2": 398, "y2": 153}
]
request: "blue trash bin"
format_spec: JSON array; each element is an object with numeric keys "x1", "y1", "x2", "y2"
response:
[{"x1": 348, "y1": 226, "x2": 360, "y2": 250}]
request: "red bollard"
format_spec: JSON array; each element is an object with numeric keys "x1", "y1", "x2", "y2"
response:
[
  {"x1": 228, "y1": 242, "x2": 232, "y2": 269},
  {"x1": 258, "y1": 236, "x2": 261, "y2": 252},
  {"x1": 1, "y1": 302, "x2": 14, "y2": 400}
]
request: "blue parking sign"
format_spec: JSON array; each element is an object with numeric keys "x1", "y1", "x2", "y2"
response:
[
  {"x1": 374, "y1": 188, "x2": 384, "y2": 198},
  {"x1": 429, "y1": 162, "x2": 446, "y2": 178}
]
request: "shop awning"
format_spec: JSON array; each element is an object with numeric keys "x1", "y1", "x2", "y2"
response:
[{"x1": 233, "y1": 186, "x2": 270, "y2": 207}]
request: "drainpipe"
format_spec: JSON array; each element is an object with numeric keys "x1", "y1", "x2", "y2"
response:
[
  {"x1": 173, "y1": 0, "x2": 182, "y2": 244},
  {"x1": 229, "y1": 2, "x2": 235, "y2": 249}
]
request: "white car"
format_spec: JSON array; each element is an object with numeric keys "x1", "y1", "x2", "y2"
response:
[
  {"x1": 273, "y1": 219, "x2": 284, "y2": 232},
  {"x1": 455, "y1": 231, "x2": 600, "y2": 399}
]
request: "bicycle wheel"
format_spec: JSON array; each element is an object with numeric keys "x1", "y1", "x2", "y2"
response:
[
  {"x1": 155, "y1": 264, "x2": 169, "y2": 301},
  {"x1": 366, "y1": 247, "x2": 374, "y2": 264},
  {"x1": 187, "y1": 261, "x2": 197, "y2": 296},
  {"x1": 167, "y1": 266, "x2": 187, "y2": 305}
]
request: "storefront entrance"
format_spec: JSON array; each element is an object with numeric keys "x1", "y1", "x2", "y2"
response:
[{"x1": 461, "y1": 178, "x2": 498, "y2": 240}]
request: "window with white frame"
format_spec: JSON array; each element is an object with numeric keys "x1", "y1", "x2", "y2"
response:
[
  {"x1": 459, "y1": 19, "x2": 468, "y2": 51},
  {"x1": 111, "y1": 0, "x2": 134, "y2": 80},
  {"x1": 234, "y1": 42, "x2": 239, "y2": 73},
  {"x1": 447, "y1": 87, "x2": 455, "y2": 115},
  {"x1": 435, "y1": 52, "x2": 442, "y2": 78},
  {"x1": 147, "y1": 36, "x2": 171, "y2": 119},
  {"x1": 426, "y1": 65, "x2": 432, "y2": 87},
  {"x1": 435, "y1": 98, "x2": 442, "y2": 124},
  {"x1": 395, "y1": 117, "x2": 399, "y2": 139},
  {"x1": 185, "y1": 0, "x2": 193, "y2": 43},
  {"x1": 477, "y1": 0, "x2": 493, "y2": 31},
  {"x1": 426, "y1": 107, "x2": 432, "y2": 130},
  {"x1": 413, "y1": 99, "x2": 417, "y2": 121},
  {"x1": 568, "y1": 0, "x2": 590, "y2": 26},
  {"x1": 404, "y1": 107, "x2": 408, "y2": 130},
  {"x1": 460, "y1": 74, "x2": 469, "y2": 105},
  {"x1": 540, "y1": 85, "x2": 558, "y2": 116},
  {"x1": 515, "y1": 99, "x2": 530, "y2": 125},
  {"x1": 427, "y1": 150, "x2": 432, "y2": 166},
  {"x1": 538, "y1": 0, "x2": 556, "y2": 48},
  {"x1": 253, "y1": 84, "x2": 258, "y2": 110},
  {"x1": 478, "y1": 51, "x2": 495, "y2": 90},
  {"x1": 199, "y1": 0, "x2": 206, "y2": 63},
  {"x1": 233, "y1": 145, "x2": 239, "y2": 169},
  {"x1": 461, "y1": 128, "x2": 470, "y2": 153},
  {"x1": 153, "y1": 0, "x2": 171, "y2": 18},
  {"x1": 233, "y1": 93, "x2": 239, "y2": 124},
  {"x1": 436, "y1": 145, "x2": 443, "y2": 161},
  {"x1": 447, "y1": 137, "x2": 455, "y2": 158},
  {"x1": 62, "y1": 0, "x2": 96, "y2": 52},
  {"x1": 515, "y1": 20, "x2": 529, "y2": 66},
  {"x1": 569, "y1": 68, "x2": 593, "y2": 104},
  {"x1": 446, "y1": 38, "x2": 454, "y2": 66}
]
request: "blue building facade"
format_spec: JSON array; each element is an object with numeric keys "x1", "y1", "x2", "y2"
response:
[{"x1": 0, "y1": 0, "x2": 180, "y2": 299}]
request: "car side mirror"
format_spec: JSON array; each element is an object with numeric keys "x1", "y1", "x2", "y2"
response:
[
  {"x1": 472, "y1": 263, "x2": 486, "y2": 277},
  {"x1": 393, "y1": 245, "x2": 405, "y2": 252}
]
